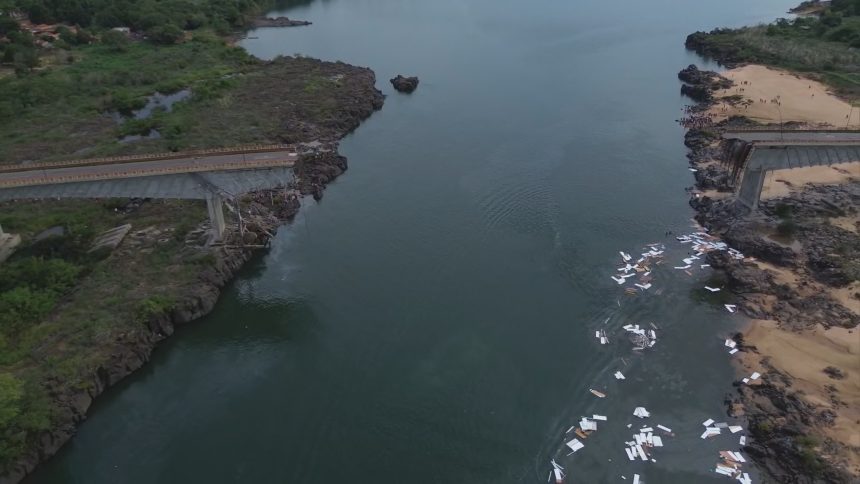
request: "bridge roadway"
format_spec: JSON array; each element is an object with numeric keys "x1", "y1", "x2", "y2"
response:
[{"x1": 0, "y1": 146, "x2": 298, "y2": 188}]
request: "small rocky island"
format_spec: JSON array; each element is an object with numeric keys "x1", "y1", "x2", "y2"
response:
[{"x1": 390, "y1": 75, "x2": 419, "y2": 93}]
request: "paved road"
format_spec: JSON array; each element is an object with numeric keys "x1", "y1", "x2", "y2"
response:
[{"x1": 0, "y1": 149, "x2": 298, "y2": 189}]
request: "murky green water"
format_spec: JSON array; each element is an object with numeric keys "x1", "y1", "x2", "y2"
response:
[{"x1": 27, "y1": 0, "x2": 796, "y2": 482}]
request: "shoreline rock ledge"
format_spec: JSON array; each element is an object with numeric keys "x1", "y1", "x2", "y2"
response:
[
  {"x1": 390, "y1": 75, "x2": 419, "y2": 93},
  {"x1": 252, "y1": 16, "x2": 312, "y2": 28}
]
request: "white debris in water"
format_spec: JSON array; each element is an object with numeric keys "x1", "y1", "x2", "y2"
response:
[
  {"x1": 566, "y1": 438, "x2": 584, "y2": 453},
  {"x1": 633, "y1": 407, "x2": 650, "y2": 418},
  {"x1": 614, "y1": 371, "x2": 626, "y2": 380}
]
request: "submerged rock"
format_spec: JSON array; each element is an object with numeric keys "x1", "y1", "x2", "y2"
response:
[{"x1": 390, "y1": 75, "x2": 419, "y2": 93}]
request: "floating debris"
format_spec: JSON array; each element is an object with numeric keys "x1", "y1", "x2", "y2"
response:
[
  {"x1": 614, "y1": 371, "x2": 626, "y2": 380},
  {"x1": 633, "y1": 407, "x2": 650, "y2": 418},
  {"x1": 580, "y1": 417, "x2": 598, "y2": 431},
  {"x1": 590, "y1": 389, "x2": 607, "y2": 398},
  {"x1": 704, "y1": 286, "x2": 721, "y2": 292},
  {"x1": 549, "y1": 459, "x2": 565, "y2": 483},
  {"x1": 566, "y1": 438, "x2": 585, "y2": 453},
  {"x1": 724, "y1": 304, "x2": 737, "y2": 313},
  {"x1": 714, "y1": 450, "x2": 751, "y2": 482}
]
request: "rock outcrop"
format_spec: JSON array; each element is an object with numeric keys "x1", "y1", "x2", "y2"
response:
[
  {"x1": 680, "y1": 63, "x2": 860, "y2": 483},
  {"x1": 678, "y1": 64, "x2": 733, "y2": 102},
  {"x1": 390, "y1": 75, "x2": 419, "y2": 93},
  {"x1": 252, "y1": 16, "x2": 311, "y2": 28}
]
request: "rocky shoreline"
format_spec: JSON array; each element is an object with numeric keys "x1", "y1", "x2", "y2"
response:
[
  {"x1": 251, "y1": 16, "x2": 312, "y2": 28},
  {"x1": 679, "y1": 66, "x2": 859, "y2": 483},
  {"x1": 2, "y1": 58, "x2": 384, "y2": 482}
]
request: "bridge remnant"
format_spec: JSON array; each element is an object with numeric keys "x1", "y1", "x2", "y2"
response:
[
  {"x1": 721, "y1": 130, "x2": 860, "y2": 210},
  {"x1": 0, "y1": 145, "x2": 300, "y2": 241}
]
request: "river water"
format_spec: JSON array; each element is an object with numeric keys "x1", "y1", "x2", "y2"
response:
[{"x1": 27, "y1": 1, "x2": 797, "y2": 482}]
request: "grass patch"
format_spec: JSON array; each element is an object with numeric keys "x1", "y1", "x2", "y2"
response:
[{"x1": 0, "y1": 34, "x2": 258, "y2": 163}]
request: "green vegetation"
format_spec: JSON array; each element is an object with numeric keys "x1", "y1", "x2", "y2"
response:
[
  {"x1": 0, "y1": 35, "x2": 258, "y2": 162},
  {"x1": 0, "y1": 0, "x2": 375, "y2": 474},
  {"x1": 688, "y1": 0, "x2": 860, "y2": 98},
  {"x1": 0, "y1": 199, "x2": 207, "y2": 472}
]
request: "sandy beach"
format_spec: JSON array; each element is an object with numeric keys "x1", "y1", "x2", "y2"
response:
[
  {"x1": 759, "y1": 161, "x2": 860, "y2": 199},
  {"x1": 740, "y1": 320, "x2": 860, "y2": 466},
  {"x1": 709, "y1": 65, "x2": 860, "y2": 127}
]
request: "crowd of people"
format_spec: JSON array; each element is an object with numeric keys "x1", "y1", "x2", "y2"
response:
[{"x1": 677, "y1": 105, "x2": 715, "y2": 128}]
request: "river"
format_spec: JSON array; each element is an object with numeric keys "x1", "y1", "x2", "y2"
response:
[{"x1": 26, "y1": 0, "x2": 797, "y2": 482}]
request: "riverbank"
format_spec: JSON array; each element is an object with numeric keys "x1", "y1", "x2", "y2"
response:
[
  {"x1": 0, "y1": 39, "x2": 384, "y2": 484},
  {"x1": 678, "y1": 60, "x2": 859, "y2": 482}
]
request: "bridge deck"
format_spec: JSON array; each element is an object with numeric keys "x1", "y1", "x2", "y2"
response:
[{"x1": 0, "y1": 149, "x2": 298, "y2": 189}]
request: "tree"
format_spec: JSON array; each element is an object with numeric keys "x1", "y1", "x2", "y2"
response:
[{"x1": 0, "y1": 14, "x2": 18, "y2": 36}]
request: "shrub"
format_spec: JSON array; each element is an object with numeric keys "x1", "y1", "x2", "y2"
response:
[
  {"x1": 0, "y1": 287, "x2": 57, "y2": 334},
  {"x1": 147, "y1": 24, "x2": 184, "y2": 45},
  {"x1": 0, "y1": 258, "x2": 81, "y2": 294},
  {"x1": 101, "y1": 30, "x2": 130, "y2": 52}
]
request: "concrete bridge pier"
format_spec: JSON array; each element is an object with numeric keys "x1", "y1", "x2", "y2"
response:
[{"x1": 206, "y1": 193, "x2": 227, "y2": 240}]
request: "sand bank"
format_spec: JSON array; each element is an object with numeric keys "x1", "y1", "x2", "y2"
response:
[
  {"x1": 709, "y1": 65, "x2": 859, "y2": 127},
  {"x1": 759, "y1": 161, "x2": 860, "y2": 199},
  {"x1": 742, "y1": 320, "x2": 860, "y2": 457}
]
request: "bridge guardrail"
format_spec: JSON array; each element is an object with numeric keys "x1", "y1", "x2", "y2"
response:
[{"x1": 0, "y1": 144, "x2": 296, "y2": 174}]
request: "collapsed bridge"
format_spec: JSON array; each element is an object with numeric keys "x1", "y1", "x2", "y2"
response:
[
  {"x1": 721, "y1": 129, "x2": 860, "y2": 209},
  {"x1": 0, "y1": 145, "x2": 302, "y2": 240}
]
